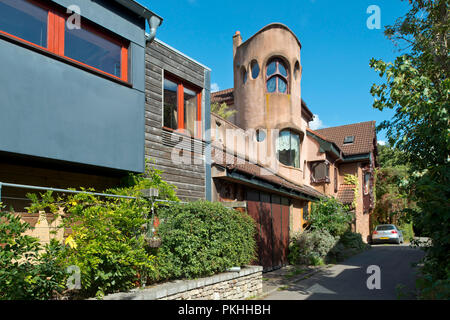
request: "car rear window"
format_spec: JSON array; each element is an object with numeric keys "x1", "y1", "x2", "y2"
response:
[{"x1": 376, "y1": 225, "x2": 395, "y2": 231}]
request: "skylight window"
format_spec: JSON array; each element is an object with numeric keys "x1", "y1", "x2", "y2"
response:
[{"x1": 344, "y1": 136, "x2": 355, "y2": 144}]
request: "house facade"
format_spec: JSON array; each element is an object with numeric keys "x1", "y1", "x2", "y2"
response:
[
  {"x1": 210, "y1": 24, "x2": 377, "y2": 270},
  {"x1": 0, "y1": 0, "x2": 212, "y2": 210}
]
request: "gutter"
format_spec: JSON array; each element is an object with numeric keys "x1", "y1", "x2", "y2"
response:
[{"x1": 113, "y1": 0, "x2": 163, "y2": 42}]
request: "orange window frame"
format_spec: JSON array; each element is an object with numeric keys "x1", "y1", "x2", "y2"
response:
[
  {"x1": 0, "y1": 0, "x2": 129, "y2": 82},
  {"x1": 165, "y1": 74, "x2": 203, "y2": 139}
]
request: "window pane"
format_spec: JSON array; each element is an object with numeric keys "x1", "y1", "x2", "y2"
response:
[
  {"x1": 163, "y1": 79, "x2": 178, "y2": 130},
  {"x1": 278, "y1": 77, "x2": 287, "y2": 93},
  {"x1": 267, "y1": 61, "x2": 276, "y2": 77},
  {"x1": 0, "y1": 0, "x2": 48, "y2": 47},
  {"x1": 184, "y1": 87, "x2": 197, "y2": 136},
  {"x1": 267, "y1": 77, "x2": 276, "y2": 93},
  {"x1": 65, "y1": 26, "x2": 122, "y2": 77},
  {"x1": 277, "y1": 130, "x2": 291, "y2": 166},
  {"x1": 290, "y1": 132, "x2": 300, "y2": 168},
  {"x1": 278, "y1": 62, "x2": 287, "y2": 77},
  {"x1": 251, "y1": 60, "x2": 260, "y2": 79}
]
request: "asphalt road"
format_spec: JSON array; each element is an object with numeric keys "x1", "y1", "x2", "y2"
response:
[{"x1": 264, "y1": 244, "x2": 425, "y2": 300}]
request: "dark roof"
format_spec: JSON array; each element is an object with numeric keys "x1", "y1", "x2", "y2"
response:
[
  {"x1": 211, "y1": 89, "x2": 234, "y2": 105},
  {"x1": 314, "y1": 121, "x2": 377, "y2": 156},
  {"x1": 337, "y1": 184, "x2": 355, "y2": 204},
  {"x1": 227, "y1": 163, "x2": 324, "y2": 200}
]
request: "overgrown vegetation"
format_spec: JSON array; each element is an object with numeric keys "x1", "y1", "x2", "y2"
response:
[
  {"x1": 0, "y1": 211, "x2": 66, "y2": 300},
  {"x1": 370, "y1": 0, "x2": 449, "y2": 299},
  {"x1": 0, "y1": 164, "x2": 256, "y2": 300},
  {"x1": 288, "y1": 197, "x2": 369, "y2": 266}
]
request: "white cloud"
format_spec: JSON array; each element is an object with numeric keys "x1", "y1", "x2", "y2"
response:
[
  {"x1": 309, "y1": 114, "x2": 324, "y2": 130},
  {"x1": 378, "y1": 140, "x2": 386, "y2": 146},
  {"x1": 211, "y1": 83, "x2": 220, "y2": 93}
]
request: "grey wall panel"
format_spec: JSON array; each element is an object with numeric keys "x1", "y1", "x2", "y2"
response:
[
  {"x1": 0, "y1": 40, "x2": 145, "y2": 173},
  {"x1": 50, "y1": 0, "x2": 145, "y2": 46}
]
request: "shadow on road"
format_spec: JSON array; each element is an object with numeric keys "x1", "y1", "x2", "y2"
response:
[{"x1": 268, "y1": 244, "x2": 425, "y2": 300}]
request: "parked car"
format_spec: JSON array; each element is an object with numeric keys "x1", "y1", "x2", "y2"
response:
[{"x1": 371, "y1": 224, "x2": 404, "y2": 244}]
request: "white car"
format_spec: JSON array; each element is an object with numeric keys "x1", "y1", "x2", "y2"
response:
[{"x1": 371, "y1": 224, "x2": 404, "y2": 244}]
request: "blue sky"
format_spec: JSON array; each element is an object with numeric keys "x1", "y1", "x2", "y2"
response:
[{"x1": 141, "y1": 0, "x2": 411, "y2": 143}]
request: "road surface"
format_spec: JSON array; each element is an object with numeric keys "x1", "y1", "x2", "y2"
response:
[{"x1": 264, "y1": 244, "x2": 425, "y2": 300}]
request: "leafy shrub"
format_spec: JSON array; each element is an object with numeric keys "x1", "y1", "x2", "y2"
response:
[
  {"x1": 309, "y1": 197, "x2": 353, "y2": 237},
  {"x1": 288, "y1": 230, "x2": 337, "y2": 265},
  {"x1": 398, "y1": 222, "x2": 414, "y2": 243},
  {"x1": 150, "y1": 201, "x2": 256, "y2": 281},
  {"x1": 328, "y1": 231, "x2": 369, "y2": 263},
  {"x1": 0, "y1": 209, "x2": 66, "y2": 300},
  {"x1": 58, "y1": 193, "x2": 156, "y2": 299}
]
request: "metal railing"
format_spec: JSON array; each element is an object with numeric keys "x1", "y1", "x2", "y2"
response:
[{"x1": 0, "y1": 181, "x2": 183, "y2": 205}]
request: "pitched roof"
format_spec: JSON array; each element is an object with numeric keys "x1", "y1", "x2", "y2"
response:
[
  {"x1": 211, "y1": 89, "x2": 234, "y2": 105},
  {"x1": 337, "y1": 184, "x2": 356, "y2": 204},
  {"x1": 314, "y1": 121, "x2": 376, "y2": 156}
]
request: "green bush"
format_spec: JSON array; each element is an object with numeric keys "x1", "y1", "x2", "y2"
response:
[
  {"x1": 309, "y1": 197, "x2": 353, "y2": 237},
  {"x1": 150, "y1": 201, "x2": 256, "y2": 281},
  {"x1": 58, "y1": 193, "x2": 156, "y2": 299},
  {"x1": 0, "y1": 210, "x2": 67, "y2": 300},
  {"x1": 288, "y1": 230, "x2": 337, "y2": 265}
]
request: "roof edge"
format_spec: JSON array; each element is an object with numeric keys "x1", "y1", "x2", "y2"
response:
[{"x1": 240, "y1": 23, "x2": 302, "y2": 49}]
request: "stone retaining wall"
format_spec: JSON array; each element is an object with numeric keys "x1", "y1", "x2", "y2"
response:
[{"x1": 102, "y1": 266, "x2": 263, "y2": 300}]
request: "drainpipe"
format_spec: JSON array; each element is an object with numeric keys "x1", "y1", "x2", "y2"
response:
[{"x1": 147, "y1": 15, "x2": 162, "y2": 43}]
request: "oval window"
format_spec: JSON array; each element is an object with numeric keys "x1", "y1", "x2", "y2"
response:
[
  {"x1": 242, "y1": 66, "x2": 248, "y2": 84},
  {"x1": 294, "y1": 61, "x2": 300, "y2": 80},
  {"x1": 251, "y1": 60, "x2": 260, "y2": 79}
]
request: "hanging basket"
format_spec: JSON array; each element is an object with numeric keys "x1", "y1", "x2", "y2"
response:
[{"x1": 145, "y1": 236, "x2": 162, "y2": 248}]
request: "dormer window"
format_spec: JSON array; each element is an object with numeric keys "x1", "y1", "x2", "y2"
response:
[
  {"x1": 344, "y1": 136, "x2": 355, "y2": 144},
  {"x1": 266, "y1": 58, "x2": 288, "y2": 94}
]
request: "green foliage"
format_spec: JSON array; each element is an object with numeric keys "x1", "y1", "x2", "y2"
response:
[
  {"x1": 398, "y1": 222, "x2": 415, "y2": 243},
  {"x1": 288, "y1": 230, "x2": 337, "y2": 265},
  {"x1": 0, "y1": 209, "x2": 67, "y2": 300},
  {"x1": 309, "y1": 197, "x2": 353, "y2": 237},
  {"x1": 150, "y1": 201, "x2": 256, "y2": 281},
  {"x1": 58, "y1": 193, "x2": 156, "y2": 299},
  {"x1": 370, "y1": 0, "x2": 449, "y2": 298},
  {"x1": 211, "y1": 102, "x2": 237, "y2": 120}
]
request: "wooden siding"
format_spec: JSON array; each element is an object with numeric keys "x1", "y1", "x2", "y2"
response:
[{"x1": 145, "y1": 40, "x2": 207, "y2": 201}]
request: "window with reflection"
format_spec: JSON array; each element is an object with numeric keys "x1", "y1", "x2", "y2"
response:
[
  {"x1": 311, "y1": 161, "x2": 330, "y2": 183},
  {"x1": 277, "y1": 129, "x2": 300, "y2": 168},
  {"x1": 163, "y1": 78, "x2": 178, "y2": 130},
  {"x1": 266, "y1": 58, "x2": 288, "y2": 93},
  {"x1": 0, "y1": 0, "x2": 48, "y2": 48},
  {"x1": 65, "y1": 25, "x2": 123, "y2": 78},
  {"x1": 163, "y1": 75, "x2": 202, "y2": 138}
]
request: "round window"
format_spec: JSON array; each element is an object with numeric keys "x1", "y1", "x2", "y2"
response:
[{"x1": 256, "y1": 129, "x2": 266, "y2": 142}]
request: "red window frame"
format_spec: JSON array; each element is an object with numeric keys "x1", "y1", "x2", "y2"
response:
[
  {"x1": 163, "y1": 74, "x2": 203, "y2": 139},
  {"x1": 0, "y1": 0, "x2": 129, "y2": 82}
]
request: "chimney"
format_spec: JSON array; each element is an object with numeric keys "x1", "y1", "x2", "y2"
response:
[{"x1": 233, "y1": 31, "x2": 242, "y2": 58}]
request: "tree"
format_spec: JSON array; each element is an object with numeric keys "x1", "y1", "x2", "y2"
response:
[
  {"x1": 211, "y1": 102, "x2": 236, "y2": 120},
  {"x1": 370, "y1": 0, "x2": 449, "y2": 298}
]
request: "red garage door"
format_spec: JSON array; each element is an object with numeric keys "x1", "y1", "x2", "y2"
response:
[{"x1": 246, "y1": 189, "x2": 290, "y2": 270}]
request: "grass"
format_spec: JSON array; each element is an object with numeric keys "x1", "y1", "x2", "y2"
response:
[{"x1": 277, "y1": 285, "x2": 290, "y2": 291}]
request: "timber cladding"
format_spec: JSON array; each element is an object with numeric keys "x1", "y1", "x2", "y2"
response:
[{"x1": 145, "y1": 40, "x2": 208, "y2": 201}]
